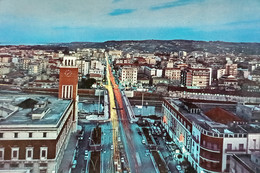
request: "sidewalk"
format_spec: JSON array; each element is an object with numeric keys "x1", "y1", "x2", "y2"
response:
[{"x1": 58, "y1": 132, "x2": 78, "y2": 173}]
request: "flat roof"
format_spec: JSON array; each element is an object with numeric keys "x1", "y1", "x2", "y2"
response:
[
  {"x1": 164, "y1": 97, "x2": 244, "y2": 133},
  {"x1": 0, "y1": 94, "x2": 71, "y2": 126},
  {"x1": 233, "y1": 154, "x2": 260, "y2": 173}
]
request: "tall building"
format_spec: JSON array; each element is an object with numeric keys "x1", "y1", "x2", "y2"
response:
[
  {"x1": 58, "y1": 56, "x2": 79, "y2": 131},
  {"x1": 225, "y1": 63, "x2": 237, "y2": 77},
  {"x1": 0, "y1": 56, "x2": 79, "y2": 173},
  {"x1": 181, "y1": 68, "x2": 212, "y2": 88},
  {"x1": 164, "y1": 68, "x2": 181, "y2": 81},
  {"x1": 120, "y1": 66, "x2": 137, "y2": 86}
]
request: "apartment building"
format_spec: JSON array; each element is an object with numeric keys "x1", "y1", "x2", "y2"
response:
[
  {"x1": 161, "y1": 98, "x2": 260, "y2": 173},
  {"x1": 120, "y1": 66, "x2": 138, "y2": 86},
  {"x1": 225, "y1": 63, "x2": 237, "y2": 77},
  {"x1": 164, "y1": 68, "x2": 181, "y2": 81},
  {"x1": 180, "y1": 68, "x2": 212, "y2": 88}
]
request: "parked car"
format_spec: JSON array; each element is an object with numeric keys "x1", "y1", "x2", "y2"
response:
[
  {"x1": 176, "y1": 165, "x2": 182, "y2": 171},
  {"x1": 121, "y1": 157, "x2": 125, "y2": 163},
  {"x1": 72, "y1": 160, "x2": 77, "y2": 169},
  {"x1": 84, "y1": 151, "x2": 89, "y2": 160},
  {"x1": 142, "y1": 139, "x2": 145, "y2": 144}
]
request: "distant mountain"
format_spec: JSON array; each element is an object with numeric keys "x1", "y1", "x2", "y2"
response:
[
  {"x1": 56, "y1": 40, "x2": 260, "y2": 55},
  {"x1": 1, "y1": 40, "x2": 260, "y2": 55}
]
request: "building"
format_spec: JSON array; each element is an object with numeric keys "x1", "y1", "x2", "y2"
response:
[
  {"x1": 152, "y1": 77, "x2": 169, "y2": 85},
  {"x1": 230, "y1": 153, "x2": 260, "y2": 173},
  {"x1": 120, "y1": 66, "x2": 137, "y2": 86},
  {"x1": 179, "y1": 51, "x2": 187, "y2": 58},
  {"x1": 0, "y1": 56, "x2": 79, "y2": 173},
  {"x1": 144, "y1": 66, "x2": 156, "y2": 77},
  {"x1": 217, "y1": 68, "x2": 226, "y2": 79},
  {"x1": 0, "y1": 54, "x2": 12, "y2": 63},
  {"x1": 0, "y1": 96, "x2": 76, "y2": 173},
  {"x1": 164, "y1": 68, "x2": 181, "y2": 81},
  {"x1": 28, "y1": 63, "x2": 41, "y2": 76},
  {"x1": 90, "y1": 60, "x2": 103, "y2": 70},
  {"x1": 161, "y1": 98, "x2": 260, "y2": 173},
  {"x1": 181, "y1": 68, "x2": 212, "y2": 88},
  {"x1": 225, "y1": 63, "x2": 237, "y2": 77},
  {"x1": 218, "y1": 75, "x2": 239, "y2": 91},
  {"x1": 236, "y1": 103, "x2": 260, "y2": 123}
]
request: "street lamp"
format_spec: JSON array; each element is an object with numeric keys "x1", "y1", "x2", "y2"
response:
[{"x1": 98, "y1": 86, "x2": 101, "y2": 114}]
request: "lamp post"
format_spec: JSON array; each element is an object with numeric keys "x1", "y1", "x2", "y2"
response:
[{"x1": 98, "y1": 87, "x2": 100, "y2": 114}]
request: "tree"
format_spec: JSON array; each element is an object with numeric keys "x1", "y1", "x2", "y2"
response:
[
  {"x1": 81, "y1": 78, "x2": 96, "y2": 89},
  {"x1": 185, "y1": 165, "x2": 196, "y2": 173}
]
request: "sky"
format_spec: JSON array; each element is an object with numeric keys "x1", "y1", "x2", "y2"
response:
[{"x1": 0, "y1": 0, "x2": 260, "y2": 44}]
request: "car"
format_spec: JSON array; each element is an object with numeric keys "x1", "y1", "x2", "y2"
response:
[
  {"x1": 72, "y1": 160, "x2": 77, "y2": 169},
  {"x1": 176, "y1": 165, "x2": 182, "y2": 171},
  {"x1": 142, "y1": 139, "x2": 145, "y2": 144},
  {"x1": 85, "y1": 150, "x2": 88, "y2": 155},
  {"x1": 84, "y1": 155, "x2": 88, "y2": 160},
  {"x1": 121, "y1": 157, "x2": 124, "y2": 163},
  {"x1": 111, "y1": 145, "x2": 114, "y2": 150},
  {"x1": 145, "y1": 150, "x2": 150, "y2": 156}
]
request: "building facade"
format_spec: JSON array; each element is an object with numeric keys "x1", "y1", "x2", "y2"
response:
[
  {"x1": 164, "y1": 68, "x2": 181, "y2": 81},
  {"x1": 181, "y1": 68, "x2": 212, "y2": 88},
  {"x1": 161, "y1": 98, "x2": 260, "y2": 173},
  {"x1": 120, "y1": 66, "x2": 137, "y2": 86},
  {"x1": 0, "y1": 56, "x2": 79, "y2": 173}
]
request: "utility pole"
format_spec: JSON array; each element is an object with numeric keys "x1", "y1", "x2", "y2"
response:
[
  {"x1": 98, "y1": 86, "x2": 100, "y2": 114},
  {"x1": 142, "y1": 92, "x2": 144, "y2": 116}
]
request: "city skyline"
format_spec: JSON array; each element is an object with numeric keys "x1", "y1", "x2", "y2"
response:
[{"x1": 0, "y1": 0, "x2": 260, "y2": 44}]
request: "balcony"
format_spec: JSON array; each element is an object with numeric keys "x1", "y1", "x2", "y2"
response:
[
  {"x1": 199, "y1": 162, "x2": 222, "y2": 172},
  {"x1": 200, "y1": 144, "x2": 221, "y2": 153},
  {"x1": 225, "y1": 148, "x2": 246, "y2": 154},
  {"x1": 200, "y1": 154, "x2": 221, "y2": 163}
]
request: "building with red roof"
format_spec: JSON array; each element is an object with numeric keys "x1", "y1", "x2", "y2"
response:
[{"x1": 205, "y1": 107, "x2": 245, "y2": 125}]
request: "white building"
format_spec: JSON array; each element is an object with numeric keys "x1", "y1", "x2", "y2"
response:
[{"x1": 120, "y1": 67, "x2": 137, "y2": 86}]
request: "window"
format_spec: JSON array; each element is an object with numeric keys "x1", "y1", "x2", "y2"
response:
[
  {"x1": 29, "y1": 132, "x2": 32, "y2": 138},
  {"x1": 11, "y1": 147, "x2": 19, "y2": 160},
  {"x1": 43, "y1": 132, "x2": 47, "y2": 138},
  {"x1": 26, "y1": 147, "x2": 33, "y2": 160},
  {"x1": 239, "y1": 144, "x2": 244, "y2": 150},
  {"x1": 14, "y1": 133, "x2": 18, "y2": 138},
  {"x1": 0, "y1": 148, "x2": 4, "y2": 160},
  {"x1": 0, "y1": 133, "x2": 3, "y2": 138},
  {"x1": 227, "y1": 144, "x2": 232, "y2": 150},
  {"x1": 40, "y1": 147, "x2": 48, "y2": 160}
]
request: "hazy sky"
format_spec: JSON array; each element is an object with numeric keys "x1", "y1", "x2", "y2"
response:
[{"x1": 0, "y1": 0, "x2": 260, "y2": 44}]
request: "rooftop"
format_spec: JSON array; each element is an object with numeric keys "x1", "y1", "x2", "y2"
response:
[
  {"x1": 233, "y1": 153, "x2": 260, "y2": 173},
  {"x1": 205, "y1": 107, "x2": 244, "y2": 125},
  {"x1": 164, "y1": 97, "x2": 246, "y2": 134},
  {"x1": 0, "y1": 94, "x2": 71, "y2": 126}
]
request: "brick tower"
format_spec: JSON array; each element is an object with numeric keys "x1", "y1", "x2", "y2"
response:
[{"x1": 59, "y1": 56, "x2": 78, "y2": 132}]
